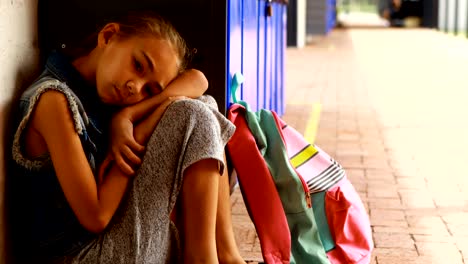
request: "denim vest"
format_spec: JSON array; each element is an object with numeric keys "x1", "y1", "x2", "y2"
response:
[{"x1": 11, "y1": 51, "x2": 113, "y2": 262}]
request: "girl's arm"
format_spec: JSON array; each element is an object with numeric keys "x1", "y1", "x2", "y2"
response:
[
  {"x1": 106, "y1": 69, "x2": 208, "y2": 175},
  {"x1": 31, "y1": 91, "x2": 170, "y2": 233},
  {"x1": 124, "y1": 69, "x2": 208, "y2": 123}
]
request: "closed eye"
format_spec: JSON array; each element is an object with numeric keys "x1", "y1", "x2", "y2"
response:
[{"x1": 133, "y1": 58, "x2": 143, "y2": 74}]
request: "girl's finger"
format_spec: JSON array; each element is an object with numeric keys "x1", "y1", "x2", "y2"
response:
[
  {"x1": 127, "y1": 138, "x2": 145, "y2": 153},
  {"x1": 115, "y1": 154, "x2": 135, "y2": 176},
  {"x1": 111, "y1": 144, "x2": 122, "y2": 156},
  {"x1": 120, "y1": 145, "x2": 142, "y2": 165}
]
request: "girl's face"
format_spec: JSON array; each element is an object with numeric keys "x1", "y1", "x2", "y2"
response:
[{"x1": 95, "y1": 24, "x2": 180, "y2": 105}]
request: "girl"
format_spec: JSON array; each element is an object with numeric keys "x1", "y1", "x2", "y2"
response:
[{"x1": 10, "y1": 11, "x2": 244, "y2": 264}]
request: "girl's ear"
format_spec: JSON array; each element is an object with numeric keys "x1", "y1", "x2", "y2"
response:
[{"x1": 97, "y1": 23, "x2": 120, "y2": 48}]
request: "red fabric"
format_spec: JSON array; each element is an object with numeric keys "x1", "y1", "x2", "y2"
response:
[
  {"x1": 227, "y1": 104, "x2": 290, "y2": 264},
  {"x1": 325, "y1": 177, "x2": 373, "y2": 264}
]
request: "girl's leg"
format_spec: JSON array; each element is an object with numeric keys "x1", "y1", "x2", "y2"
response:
[
  {"x1": 181, "y1": 159, "x2": 220, "y2": 264},
  {"x1": 215, "y1": 155, "x2": 246, "y2": 264},
  {"x1": 193, "y1": 96, "x2": 245, "y2": 263},
  {"x1": 70, "y1": 98, "x2": 235, "y2": 264}
]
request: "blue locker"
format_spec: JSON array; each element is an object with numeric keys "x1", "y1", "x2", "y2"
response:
[
  {"x1": 277, "y1": 3, "x2": 287, "y2": 115},
  {"x1": 242, "y1": 0, "x2": 259, "y2": 111},
  {"x1": 280, "y1": 3, "x2": 287, "y2": 115},
  {"x1": 257, "y1": 0, "x2": 267, "y2": 110},
  {"x1": 227, "y1": 0, "x2": 244, "y2": 108},
  {"x1": 270, "y1": 2, "x2": 287, "y2": 115},
  {"x1": 327, "y1": 0, "x2": 336, "y2": 32},
  {"x1": 265, "y1": 1, "x2": 273, "y2": 111},
  {"x1": 227, "y1": 0, "x2": 287, "y2": 116}
]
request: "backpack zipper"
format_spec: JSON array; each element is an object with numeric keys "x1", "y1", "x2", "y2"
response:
[{"x1": 298, "y1": 173, "x2": 312, "y2": 208}]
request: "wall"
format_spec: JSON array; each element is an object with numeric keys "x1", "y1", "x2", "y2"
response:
[
  {"x1": 0, "y1": 0, "x2": 39, "y2": 262},
  {"x1": 306, "y1": 0, "x2": 327, "y2": 35}
]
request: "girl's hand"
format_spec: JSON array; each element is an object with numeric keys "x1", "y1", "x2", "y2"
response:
[
  {"x1": 133, "y1": 96, "x2": 187, "y2": 146},
  {"x1": 102, "y1": 109, "x2": 145, "y2": 178},
  {"x1": 99, "y1": 96, "x2": 186, "y2": 182}
]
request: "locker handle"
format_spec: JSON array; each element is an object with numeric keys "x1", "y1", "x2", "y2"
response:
[
  {"x1": 230, "y1": 72, "x2": 244, "y2": 104},
  {"x1": 266, "y1": 0, "x2": 273, "y2": 17}
]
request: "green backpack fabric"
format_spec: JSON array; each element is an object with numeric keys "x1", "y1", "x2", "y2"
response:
[{"x1": 243, "y1": 106, "x2": 330, "y2": 264}]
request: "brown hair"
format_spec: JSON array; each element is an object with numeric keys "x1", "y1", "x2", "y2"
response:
[{"x1": 65, "y1": 11, "x2": 190, "y2": 72}]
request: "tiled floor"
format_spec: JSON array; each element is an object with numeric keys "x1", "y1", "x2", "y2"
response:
[{"x1": 232, "y1": 27, "x2": 468, "y2": 264}]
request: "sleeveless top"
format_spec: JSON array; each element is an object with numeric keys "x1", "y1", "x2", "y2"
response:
[{"x1": 10, "y1": 51, "x2": 114, "y2": 262}]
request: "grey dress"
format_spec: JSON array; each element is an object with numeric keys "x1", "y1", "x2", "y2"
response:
[{"x1": 68, "y1": 96, "x2": 235, "y2": 264}]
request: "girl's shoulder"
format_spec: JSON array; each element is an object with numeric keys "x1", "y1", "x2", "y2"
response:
[
  {"x1": 20, "y1": 73, "x2": 75, "y2": 103},
  {"x1": 18, "y1": 73, "x2": 85, "y2": 130},
  {"x1": 13, "y1": 74, "x2": 88, "y2": 170}
]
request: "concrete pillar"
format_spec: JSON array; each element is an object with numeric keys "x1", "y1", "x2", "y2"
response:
[
  {"x1": 297, "y1": 0, "x2": 307, "y2": 47},
  {"x1": 287, "y1": 0, "x2": 307, "y2": 47}
]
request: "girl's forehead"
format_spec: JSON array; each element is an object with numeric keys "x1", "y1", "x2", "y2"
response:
[
  {"x1": 133, "y1": 36, "x2": 176, "y2": 59},
  {"x1": 131, "y1": 36, "x2": 180, "y2": 86}
]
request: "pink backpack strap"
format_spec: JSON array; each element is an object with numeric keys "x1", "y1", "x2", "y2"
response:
[
  {"x1": 276, "y1": 114, "x2": 344, "y2": 193},
  {"x1": 227, "y1": 104, "x2": 290, "y2": 264}
]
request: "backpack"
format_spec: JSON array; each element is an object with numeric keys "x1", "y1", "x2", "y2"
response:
[
  {"x1": 227, "y1": 73, "x2": 373, "y2": 264},
  {"x1": 276, "y1": 114, "x2": 373, "y2": 264}
]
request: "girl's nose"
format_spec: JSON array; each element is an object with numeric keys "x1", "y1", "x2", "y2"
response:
[{"x1": 126, "y1": 80, "x2": 145, "y2": 96}]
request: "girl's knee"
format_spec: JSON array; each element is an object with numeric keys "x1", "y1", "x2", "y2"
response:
[
  {"x1": 197, "y1": 95, "x2": 218, "y2": 110},
  {"x1": 166, "y1": 98, "x2": 219, "y2": 126},
  {"x1": 145, "y1": 98, "x2": 221, "y2": 149},
  {"x1": 169, "y1": 98, "x2": 213, "y2": 115}
]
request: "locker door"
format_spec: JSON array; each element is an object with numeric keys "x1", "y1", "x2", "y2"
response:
[
  {"x1": 275, "y1": 3, "x2": 287, "y2": 116},
  {"x1": 258, "y1": 0, "x2": 267, "y2": 109},
  {"x1": 264, "y1": 0, "x2": 273, "y2": 111},
  {"x1": 268, "y1": 2, "x2": 278, "y2": 113},
  {"x1": 265, "y1": 1, "x2": 287, "y2": 115},
  {"x1": 280, "y1": 3, "x2": 287, "y2": 115},
  {"x1": 242, "y1": 0, "x2": 260, "y2": 111},
  {"x1": 228, "y1": 0, "x2": 244, "y2": 107}
]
